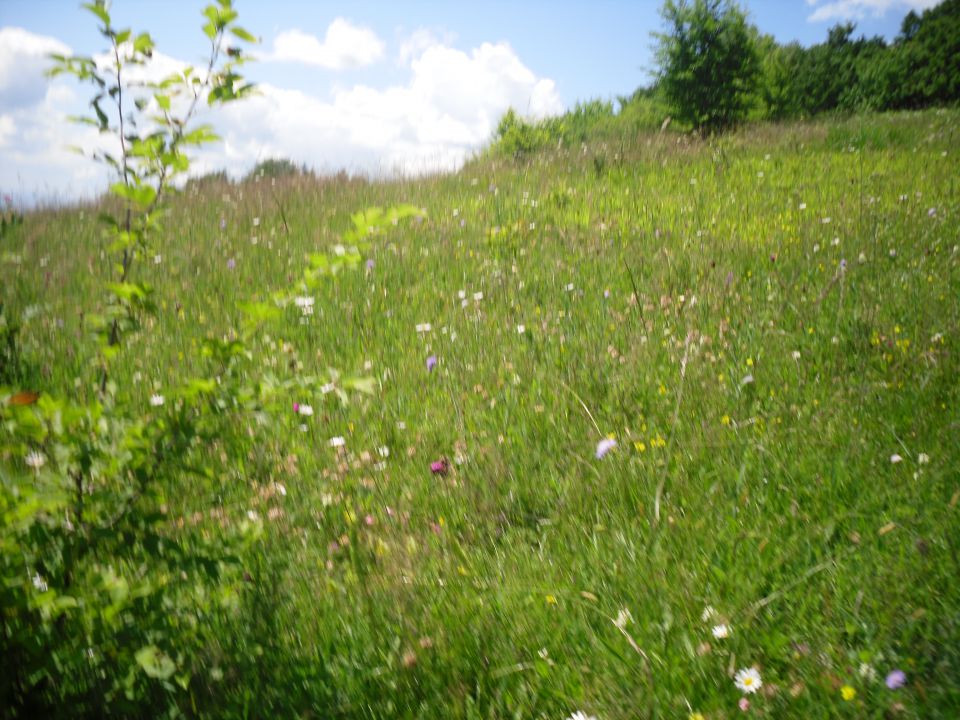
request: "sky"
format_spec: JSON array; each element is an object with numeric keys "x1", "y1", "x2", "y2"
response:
[{"x1": 0, "y1": 0, "x2": 944, "y2": 203}]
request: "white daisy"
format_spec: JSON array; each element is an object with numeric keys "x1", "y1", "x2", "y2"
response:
[
  {"x1": 734, "y1": 667, "x2": 762, "y2": 694},
  {"x1": 712, "y1": 624, "x2": 730, "y2": 639},
  {"x1": 149, "y1": 394, "x2": 165, "y2": 407},
  {"x1": 25, "y1": 451, "x2": 46, "y2": 470}
]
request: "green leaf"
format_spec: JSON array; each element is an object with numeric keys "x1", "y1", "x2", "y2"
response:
[
  {"x1": 202, "y1": 21, "x2": 217, "y2": 40},
  {"x1": 82, "y1": 2, "x2": 110, "y2": 26},
  {"x1": 133, "y1": 32, "x2": 154, "y2": 55},
  {"x1": 154, "y1": 93, "x2": 171, "y2": 111},
  {"x1": 115, "y1": 29, "x2": 131, "y2": 45},
  {"x1": 135, "y1": 645, "x2": 176, "y2": 680},
  {"x1": 230, "y1": 26, "x2": 258, "y2": 43},
  {"x1": 180, "y1": 125, "x2": 220, "y2": 146}
]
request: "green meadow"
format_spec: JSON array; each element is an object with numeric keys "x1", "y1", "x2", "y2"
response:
[{"x1": 3, "y1": 109, "x2": 959, "y2": 718}]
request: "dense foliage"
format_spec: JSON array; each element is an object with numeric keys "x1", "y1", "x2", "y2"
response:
[
  {"x1": 492, "y1": 0, "x2": 959, "y2": 149},
  {"x1": 654, "y1": 0, "x2": 760, "y2": 133}
]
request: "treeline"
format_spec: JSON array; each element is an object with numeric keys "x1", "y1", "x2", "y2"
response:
[
  {"x1": 757, "y1": 0, "x2": 959, "y2": 118},
  {"x1": 494, "y1": 0, "x2": 958, "y2": 153}
]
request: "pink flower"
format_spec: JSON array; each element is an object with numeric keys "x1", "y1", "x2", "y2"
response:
[
  {"x1": 292, "y1": 402, "x2": 300, "y2": 413},
  {"x1": 595, "y1": 438, "x2": 617, "y2": 459},
  {"x1": 886, "y1": 669, "x2": 906, "y2": 689},
  {"x1": 430, "y1": 459, "x2": 449, "y2": 476},
  {"x1": 739, "y1": 698, "x2": 750, "y2": 712}
]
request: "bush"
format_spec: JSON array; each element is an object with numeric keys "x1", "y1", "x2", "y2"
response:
[{"x1": 654, "y1": 0, "x2": 760, "y2": 133}]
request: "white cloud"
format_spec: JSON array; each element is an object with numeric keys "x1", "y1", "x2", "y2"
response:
[
  {"x1": 0, "y1": 27, "x2": 70, "y2": 110},
  {"x1": 194, "y1": 39, "x2": 562, "y2": 179},
  {"x1": 267, "y1": 20, "x2": 384, "y2": 69},
  {"x1": 2, "y1": 29, "x2": 562, "y2": 201},
  {"x1": 806, "y1": 0, "x2": 942, "y2": 22},
  {"x1": 398, "y1": 28, "x2": 458, "y2": 66}
]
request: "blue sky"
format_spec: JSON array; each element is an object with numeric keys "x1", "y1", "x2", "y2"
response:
[{"x1": 0, "y1": 0, "x2": 942, "y2": 201}]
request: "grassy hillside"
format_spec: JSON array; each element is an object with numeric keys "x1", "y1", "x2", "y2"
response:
[{"x1": 2, "y1": 110, "x2": 959, "y2": 718}]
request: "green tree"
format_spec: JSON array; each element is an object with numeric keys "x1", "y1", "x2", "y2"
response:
[{"x1": 654, "y1": 0, "x2": 760, "y2": 133}]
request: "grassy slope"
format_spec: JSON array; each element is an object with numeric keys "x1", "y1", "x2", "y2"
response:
[{"x1": 4, "y1": 109, "x2": 960, "y2": 718}]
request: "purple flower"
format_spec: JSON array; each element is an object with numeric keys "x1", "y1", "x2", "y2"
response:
[
  {"x1": 227, "y1": 258, "x2": 236, "y2": 270},
  {"x1": 426, "y1": 355, "x2": 438, "y2": 372},
  {"x1": 430, "y1": 459, "x2": 449, "y2": 476},
  {"x1": 839, "y1": 258, "x2": 847, "y2": 271},
  {"x1": 366, "y1": 258, "x2": 375, "y2": 270},
  {"x1": 219, "y1": 217, "x2": 227, "y2": 231},
  {"x1": 595, "y1": 438, "x2": 617, "y2": 459},
  {"x1": 885, "y1": 669, "x2": 906, "y2": 689}
]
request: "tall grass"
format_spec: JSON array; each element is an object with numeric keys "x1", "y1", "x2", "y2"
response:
[{"x1": 2, "y1": 109, "x2": 959, "y2": 718}]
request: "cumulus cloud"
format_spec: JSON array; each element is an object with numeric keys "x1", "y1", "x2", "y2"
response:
[
  {"x1": 806, "y1": 0, "x2": 942, "y2": 22},
  {"x1": 193, "y1": 39, "x2": 562, "y2": 178},
  {"x1": 266, "y1": 19, "x2": 384, "y2": 69},
  {"x1": 2, "y1": 27, "x2": 562, "y2": 201},
  {"x1": 0, "y1": 27, "x2": 70, "y2": 110},
  {"x1": 398, "y1": 28, "x2": 458, "y2": 66}
]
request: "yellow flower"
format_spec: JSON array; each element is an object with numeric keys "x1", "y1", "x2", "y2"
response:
[
  {"x1": 545, "y1": 595, "x2": 557, "y2": 605},
  {"x1": 721, "y1": 414, "x2": 731, "y2": 426},
  {"x1": 841, "y1": 685, "x2": 856, "y2": 701},
  {"x1": 689, "y1": 714, "x2": 705, "y2": 720},
  {"x1": 634, "y1": 441, "x2": 646, "y2": 453},
  {"x1": 746, "y1": 357, "x2": 754, "y2": 367}
]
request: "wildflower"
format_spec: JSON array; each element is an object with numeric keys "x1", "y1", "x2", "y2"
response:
[
  {"x1": 329, "y1": 436, "x2": 345, "y2": 448},
  {"x1": 294, "y1": 296, "x2": 314, "y2": 316},
  {"x1": 689, "y1": 714, "x2": 705, "y2": 720},
  {"x1": 430, "y1": 458, "x2": 449, "y2": 476},
  {"x1": 246, "y1": 510, "x2": 259, "y2": 521},
  {"x1": 32, "y1": 572, "x2": 48, "y2": 592},
  {"x1": 890, "y1": 454, "x2": 903, "y2": 464},
  {"x1": 701, "y1": 606, "x2": 716, "y2": 622},
  {"x1": 25, "y1": 451, "x2": 46, "y2": 470},
  {"x1": 740, "y1": 374, "x2": 754, "y2": 386},
  {"x1": 219, "y1": 217, "x2": 227, "y2": 231},
  {"x1": 858, "y1": 663, "x2": 877, "y2": 683},
  {"x1": 298, "y1": 404, "x2": 314, "y2": 417},
  {"x1": 473, "y1": 292, "x2": 483, "y2": 302},
  {"x1": 791, "y1": 350, "x2": 801, "y2": 361},
  {"x1": 252, "y1": 216, "x2": 260, "y2": 226},
  {"x1": 416, "y1": 322, "x2": 432, "y2": 333},
  {"x1": 885, "y1": 669, "x2": 906, "y2": 689},
  {"x1": 738, "y1": 698, "x2": 750, "y2": 712},
  {"x1": 918, "y1": 453, "x2": 929, "y2": 465},
  {"x1": 841, "y1": 685, "x2": 856, "y2": 701},
  {"x1": 426, "y1": 355, "x2": 438, "y2": 372},
  {"x1": 227, "y1": 258, "x2": 236, "y2": 270},
  {"x1": 517, "y1": 324, "x2": 525, "y2": 334},
  {"x1": 149, "y1": 394, "x2": 165, "y2": 407},
  {"x1": 566, "y1": 712, "x2": 596, "y2": 720},
  {"x1": 595, "y1": 437, "x2": 617, "y2": 459},
  {"x1": 154, "y1": 254, "x2": 162, "y2": 264},
  {"x1": 734, "y1": 667, "x2": 762, "y2": 694},
  {"x1": 712, "y1": 624, "x2": 730, "y2": 639}
]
